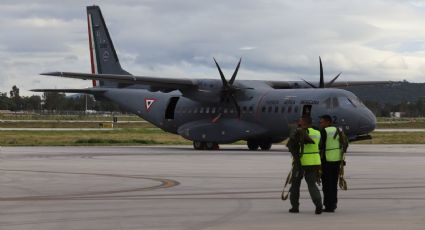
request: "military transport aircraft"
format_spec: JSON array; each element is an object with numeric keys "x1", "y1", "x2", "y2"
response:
[{"x1": 33, "y1": 5, "x2": 384, "y2": 150}]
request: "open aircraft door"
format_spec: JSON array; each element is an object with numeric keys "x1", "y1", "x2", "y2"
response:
[
  {"x1": 302, "y1": 105, "x2": 312, "y2": 117},
  {"x1": 165, "y1": 97, "x2": 180, "y2": 120}
]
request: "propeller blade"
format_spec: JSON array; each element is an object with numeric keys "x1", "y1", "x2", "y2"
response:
[
  {"x1": 319, "y1": 56, "x2": 324, "y2": 88},
  {"x1": 229, "y1": 94, "x2": 241, "y2": 118},
  {"x1": 327, "y1": 72, "x2": 342, "y2": 87},
  {"x1": 213, "y1": 58, "x2": 228, "y2": 88},
  {"x1": 229, "y1": 57, "x2": 242, "y2": 85},
  {"x1": 302, "y1": 79, "x2": 317, "y2": 88}
]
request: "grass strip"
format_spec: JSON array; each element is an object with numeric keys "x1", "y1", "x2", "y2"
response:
[
  {"x1": 0, "y1": 129, "x2": 190, "y2": 146},
  {"x1": 0, "y1": 129, "x2": 424, "y2": 146}
]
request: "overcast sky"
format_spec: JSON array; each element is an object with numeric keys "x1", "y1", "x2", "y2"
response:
[{"x1": 1, "y1": 0, "x2": 425, "y2": 96}]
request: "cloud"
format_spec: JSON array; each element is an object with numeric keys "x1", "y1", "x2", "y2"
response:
[{"x1": 1, "y1": 0, "x2": 425, "y2": 96}]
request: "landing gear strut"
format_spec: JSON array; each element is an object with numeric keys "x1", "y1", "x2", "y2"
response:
[
  {"x1": 193, "y1": 141, "x2": 219, "y2": 150},
  {"x1": 247, "y1": 140, "x2": 259, "y2": 150},
  {"x1": 259, "y1": 141, "x2": 272, "y2": 151},
  {"x1": 193, "y1": 141, "x2": 205, "y2": 150}
]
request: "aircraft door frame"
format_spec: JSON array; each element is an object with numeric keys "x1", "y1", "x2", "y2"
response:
[
  {"x1": 302, "y1": 104, "x2": 312, "y2": 117},
  {"x1": 164, "y1": 97, "x2": 180, "y2": 120}
]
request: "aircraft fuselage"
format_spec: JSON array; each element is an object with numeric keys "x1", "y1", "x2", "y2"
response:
[{"x1": 102, "y1": 85, "x2": 376, "y2": 144}]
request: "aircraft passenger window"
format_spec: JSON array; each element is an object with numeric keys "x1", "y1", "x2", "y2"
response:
[
  {"x1": 224, "y1": 108, "x2": 228, "y2": 114},
  {"x1": 268, "y1": 106, "x2": 272, "y2": 113},
  {"x1": 294, "y1": 106, "x2": 299, "y2": 113},
  {"x1": 211, "y1": 107, "x2": 216, "y2": 113},
  {"x1": 205, "y1": 107, "x2": 210, "y2": 113},
  {"x1": 230, "y1": 109, "x2": 234, "y2": 114},
  {"x1": 275, "y1": 106, "x2": 279, "y2": 113},
  {"x1": 288, "y1": 106, "x2": 292, "y2": 113},
  {"x1": 193, "y1": 108, "x2": 198, "y2": 114},
  {"x1": 281, "y1": 107, "x2": 285, "y2": 113},
  {"x1": 199, "y1": 107, "x2": 204, "y2": 113},
  {"x1": 249, "y1": 106, "x2": 253, "y2": 111},
  {"x1": 331, "y1": 97, "x2": 338, "y2": 108},
  {"x1": 262, "y1": 107, "x2": 266, "y2": 112},
  {"x1": 243, "y1": 106, "x2": 247, "y2": 111}
]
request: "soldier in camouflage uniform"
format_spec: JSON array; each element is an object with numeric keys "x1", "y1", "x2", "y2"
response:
[{"x1": 286, "y1": 116, "x2": 323, "y2": 214}]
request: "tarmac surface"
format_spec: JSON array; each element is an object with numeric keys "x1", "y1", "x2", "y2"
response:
[{"x1": 0, "y1": 145, "x2": 424, "y2": 230}]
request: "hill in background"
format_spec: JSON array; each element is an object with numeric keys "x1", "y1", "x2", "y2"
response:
[{"x1": 345, "y1": 81, "x2": 425, "y2": 104}]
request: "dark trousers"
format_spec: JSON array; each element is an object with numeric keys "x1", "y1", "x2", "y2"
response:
[
  {"x1": 322, "y1": 161, "x2": 341, "y2": 210},
  {"x1": 289, "y1": 165, "x2": 322, "y2": 209}
]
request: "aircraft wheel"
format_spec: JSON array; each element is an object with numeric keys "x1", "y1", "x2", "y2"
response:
[
  {"x1": 247, "y1": 140, "x2": 259, "y2": 151},
  {"x1": 259, "y1": 142, "x2": 272, "y2": 151},
  {"x1": 193, "y1": 141, "x2": 206, "y2": 150},
  {"x1": 205, "y1": 142, "x2": 219, "y2": 150}
]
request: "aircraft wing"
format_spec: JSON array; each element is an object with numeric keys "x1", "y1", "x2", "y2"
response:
[
  {"x1": 267, "y1": 80, "x2": 392, "y2": 89},
  {"x1": 31, "y1": 88, "x2": 106, "y2": 94},
  {"x1": 40, "y1": 72, "x2": 197, "y2": 90},
  {"x1": 326, "y1": 81, "x2": 393, "y2": 88}
]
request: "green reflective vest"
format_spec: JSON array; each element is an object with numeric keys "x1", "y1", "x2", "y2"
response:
[
  {"x1": 325, "y1": 126, "x2": 342, "y2": 162},
  {"x1": 300, "y1": 128, "x2": 321, "y2": 166}
]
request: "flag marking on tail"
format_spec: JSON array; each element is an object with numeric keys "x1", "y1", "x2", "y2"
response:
[{"x1": 87, "y1": 13, "x2": 99, "y2": 86}]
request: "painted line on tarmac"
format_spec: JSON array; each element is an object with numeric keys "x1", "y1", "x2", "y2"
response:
[
  {"x1": 0, "y1": 128, "x2": 119, "y2": 131},
  {"x1": 374, "y1": 129, "x2": 425, "y2": 132},
  {"x1": 0, "y1": 120, "x2": 147, "y2": 123},
  {"x1": 0, "y1": 168, "x2": 179, "y2": 201}
]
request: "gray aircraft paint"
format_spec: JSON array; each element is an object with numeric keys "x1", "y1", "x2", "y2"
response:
[{"x1": 33, "y1": 5, "x2": 377, "y2": 148}]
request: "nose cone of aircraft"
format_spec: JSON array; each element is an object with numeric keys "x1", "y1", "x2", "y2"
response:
[{"x1": 357, "y1": 108, "x2": 376, "y2": 134}]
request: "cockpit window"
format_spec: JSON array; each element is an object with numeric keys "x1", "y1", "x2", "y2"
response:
[
  {"x1": 350, "y1": 96, "x2": 363, "y2": 106},
  {"x1": 324, "y1": 97, "x2": 331, "y2": 109},
  {"x1": 332, "y1": 97, "x2": 339, "y2": 108},
  {"x1": 338, "y1": 97, "x2": 356, "y2": 108},
  {"x1": 323, "y1": 97, "x2": 340, "y2": 109}
]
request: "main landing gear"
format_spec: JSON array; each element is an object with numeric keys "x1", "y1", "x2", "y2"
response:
[
  {"x1": 247, "y1": 140, "x2": 272, "y2": 151},
  {"x1": 193, "y1": 141, "x2": 219, "y2": 150},
  {"x1": 192, "y1": 140, "x2": 272, "y2": 151}
]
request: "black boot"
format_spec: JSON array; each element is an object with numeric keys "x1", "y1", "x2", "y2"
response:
[
  {"x1": 315, "y1": 207, "x2": 322, "y2": 215},
  {"x1": 289, "y1": 207, "x2": 299, "y2": 213},
  {"x1": 323, "y1": 207, "x2": 335, "y2": 212}
]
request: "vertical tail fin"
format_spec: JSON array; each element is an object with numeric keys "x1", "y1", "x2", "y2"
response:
[{"x1": 87, "y1": 5, "x2": 130, "y2": 87}]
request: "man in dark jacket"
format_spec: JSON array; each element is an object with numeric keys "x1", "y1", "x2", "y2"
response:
[{"x1": 319, "y1": 115, "x2": 348, "y2": 212}]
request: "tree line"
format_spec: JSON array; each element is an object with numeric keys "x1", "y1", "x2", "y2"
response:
[
  {"x1": 364, "y1": 99, "x2": 425, "y2": 117},
  {"x1": 0, "y1": 85, "x2": 120, "y2": 112}
]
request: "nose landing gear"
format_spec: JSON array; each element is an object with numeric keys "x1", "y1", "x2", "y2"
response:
[{"x1": 247, "y1": 140, "x2": 272, "y2": 151}]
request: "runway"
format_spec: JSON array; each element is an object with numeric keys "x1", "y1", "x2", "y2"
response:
[{"x1": 0, "y1": 145, "x2": 424, "y2": 230}]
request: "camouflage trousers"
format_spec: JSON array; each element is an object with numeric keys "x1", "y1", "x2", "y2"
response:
[{"x1": 289, "y1": 165, "x2": 323, "y2": 209}]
